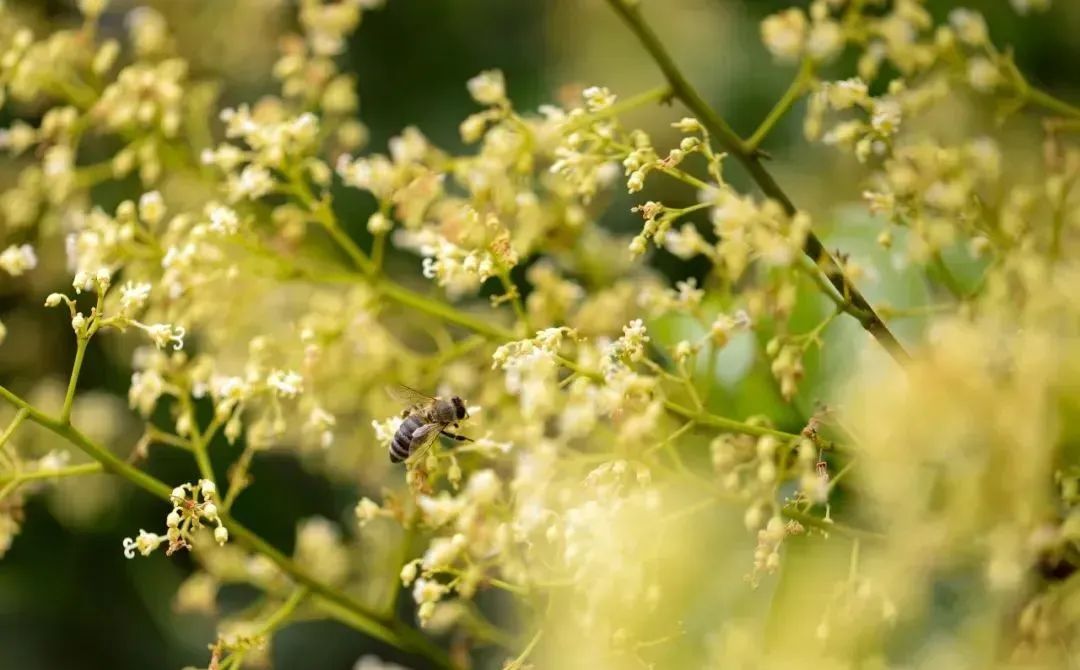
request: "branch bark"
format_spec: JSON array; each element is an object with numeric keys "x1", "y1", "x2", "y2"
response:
[{"x1": 603, "y1": 0, "x2": 910, "y2": 365}]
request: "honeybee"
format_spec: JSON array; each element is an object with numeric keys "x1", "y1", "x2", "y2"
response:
[{"x1": 386, "y1": 385, "x2": 473, "y2": 464}]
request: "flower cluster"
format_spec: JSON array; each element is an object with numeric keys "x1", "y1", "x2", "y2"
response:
[
  {"x1": 761, "y1": 4, "x2": 845, "y2": 64},
  {"x1": 398, "y1": 468, "x2": 511, "y2": 626},
  {"x1": 123, "y1": 479, "x2": 227, "y2": 558}
]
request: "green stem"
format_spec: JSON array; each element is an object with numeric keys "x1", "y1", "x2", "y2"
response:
[
  {"x1": 274, "y1": 256, "x2": 515, "y2": 342},
  {"x1": 284, "y1": 251, "x2": 802, "y2": 444},
  {"x1": 677, "y1": 360, "x2": 703, "y2": 411},
  {"x1": 826, "y1": 458, "x2": 858, "y2": 494},
  {"x1": 782, "y1": 507, "x2": 883, "y2": 542},
  {"x1": 645, "y1": 420, "x2": 696, "y2": 456},
  {"x1": 930, "y1": 253, "x2": 964, "y2": 300},
  {"x1": 376, "y1": 280, "x2": 517, "y2": 341},
  {"x1": 192, "y1": 441, "x2": 215, "y2": 483},
  {"x1": 145, "y1": 427, "x2": 193, "y2": 451},
  {"x1": 285, "y1": 256, "x2": 833, "y2": 457},
  {"x1": 0, "y1": 461, "x2": 103, "y2": 485},
  {"x1": 506, "y1": 629, "x2": 543, "y2": 669},
  {"x1": 1027, "y1": 87, "x2": 1080, "y2": 120},
  {"x1": 556, "y1": 353, "x2": 801, "y2": 442},
  {"x1": 662, "y1": 400, "x2": 799, "y2": 441},
  {"x1": 603, "y1": 1, "x2": 745, "y2": 154},
  {"x1": 322, "y1": 214, "x2": 375, "y2": 275},
  {"x1": 797, "y1": 261, "x2": 865, "y2": 319},
  {"x1": 601, "y1": 0, "x2": 910, "y2": 366},
  {"x1": 655, "y1": 165, "x2": 712, "y2": 190},
  {"x1": 797, "y1": 310, "x2": 840, "y2": 348},
  {"x1": 372, "y1": 230, "x2": 387, "y2": 275},
  {"x1": 0, "y1": 408, "x2": 28, "y2": 450},
  {"x1": 74, "y1": 160, "x2": 116, "y2": 188},
  {"x1": 847, "y1": 539, "x2": 862, "y2": 584},
  {"x1": 313, "y1": 595, "x2": 453, "y2": 668},
  {"x1": 664, "y1": 435, "x2": 691, "y2": 477},
  {"x1": 219, "y1": 655, "x2": 242, "y2": 670},
  {"x1": 565, "y1": 85, "x2": 672, "y2": 132},
  {"x1": 61, "y1": 337, "x2": 89, "y2": 424},
  {"x1": 498, "y1": 269, "x2": 529, "y2": 334},
  {"x1": 612, "y1": 85, "x2": 674, "y2": 112},
  {"x1": 1051, "y1": 208, "x2": 1065, "y2": 261},
  {"x1": 180, "y1": 396, "x2": 216, "y2": 483},
  {"x1": 0, "y1": 383, "x2": 452, "y2": 670},
  {"x1": 462, "y1": 602, "x2": 521, "y2": 651},
  {"x1": 289, "y1": 169, "x2": 375, "y2": 276},
  {"x1": 222, "y1": 440, "x2": 256, "y2": 512},
  {"x1": 746, "y1": 59, "x2": 814, "y2": 151},
  {"x1": 487, "y1": 576, "x2": 530, "y2": 596},
  {"x1": 1049, "y1": 175, "x2": 1076, "y2": 261},
  {"x1": 216, "y1": 516, "x2": 448, "y2": 663},
  {"x1": 0, "y1": 385, "x2": 173, "y2": 499},
  {"x1": 254, "y1": 587, "x2": 310, "y2": 638},
  {"x1": 701, "y1": 342, "x2": 718, "y2": 407}
]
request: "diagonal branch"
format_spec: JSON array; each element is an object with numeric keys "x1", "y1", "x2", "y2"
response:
[
  {"x1": 603, "y1": 0, "x2": 910, "y2": 365},
  {"x1": 0, "y1": 384, "x2": 453, "y2": 670},
  {"x1": 284, "y1": 259, "x2": 817, "y2": 443}
]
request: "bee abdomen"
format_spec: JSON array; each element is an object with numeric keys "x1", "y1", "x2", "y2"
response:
[
  {"x1": 390, "y1": 415, "x2": 422, "y2": 463},
  {"x1": 389, "y1": 434, "x2": 410, "y2": 463}
]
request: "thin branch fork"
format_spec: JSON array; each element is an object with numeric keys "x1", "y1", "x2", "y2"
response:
[
  {"x1": 0, "y1": 383, "x2": 454, "y2": 670},
  {"x1": 603, "y1": 0, "x2": 910, "y2": 365}
]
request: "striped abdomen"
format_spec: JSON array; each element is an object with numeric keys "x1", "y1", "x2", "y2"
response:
[{"x1": 390, "y1": 414, "x2": 425, "y2": 463}]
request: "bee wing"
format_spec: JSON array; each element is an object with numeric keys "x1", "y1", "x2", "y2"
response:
[
  {"x1": 386, "y1": 384, "x2": 436, "y2": 406},
  {"x1": 406, "y1": 422, "x2": 446, "y2": 464}
]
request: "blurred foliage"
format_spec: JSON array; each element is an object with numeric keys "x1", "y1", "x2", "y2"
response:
[{"x1": 0, "y1": 1, "x2": 1078, "y2": 669}]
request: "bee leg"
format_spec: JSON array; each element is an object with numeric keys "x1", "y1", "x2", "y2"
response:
[{"x1": 440, "y1": 430, "x2": 473, "y2": 443}]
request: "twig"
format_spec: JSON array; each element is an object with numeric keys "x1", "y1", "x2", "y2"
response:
[
  {"x1": 746, "y1": 59, "x2": 815, "y2": 151},
  {"x1": 602, "y1": 0, "x2": 910, "y2": 366},
  {"x1": 783, "y1": 507, "x2": 883, "y2": 542},
  {"x1": 61, "y1": 337, "x2": 89, "y2": 424},
  {"x1": 1027, "y1": 87, "x2": 1080, "y2": 121},
  {"x1": 505, "y1": 629, "x2": 543, "y2": 669},
  {"x1": 376, "y1": 279, "x2": 517, "y2": 341},
  {"x1": 0, "y1": 383, "x2": 454, "y2": 670},
  {"x1": 0, "y1": 461, "x2": 103, "y2": 485},
  {"x1": 662, "y1": 400, "x2": 800, "y2": 441}
]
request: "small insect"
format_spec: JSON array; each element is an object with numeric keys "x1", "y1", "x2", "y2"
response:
[{"x1": 386, "y1": 385, "x2": 473, "y2": 464}]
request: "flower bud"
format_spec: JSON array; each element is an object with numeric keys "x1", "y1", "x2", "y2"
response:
[{"x1": 400, "y1": 560, "x2": 419, "y2": 586}]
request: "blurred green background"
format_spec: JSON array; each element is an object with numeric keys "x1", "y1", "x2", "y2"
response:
[{"x1": 0, "y1": 1, "x2": 1078, "y2": 668}]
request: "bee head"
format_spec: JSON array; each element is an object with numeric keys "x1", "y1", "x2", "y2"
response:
[{"x1": 451, "y1": 396, "x2": 468, "y2": 420}]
